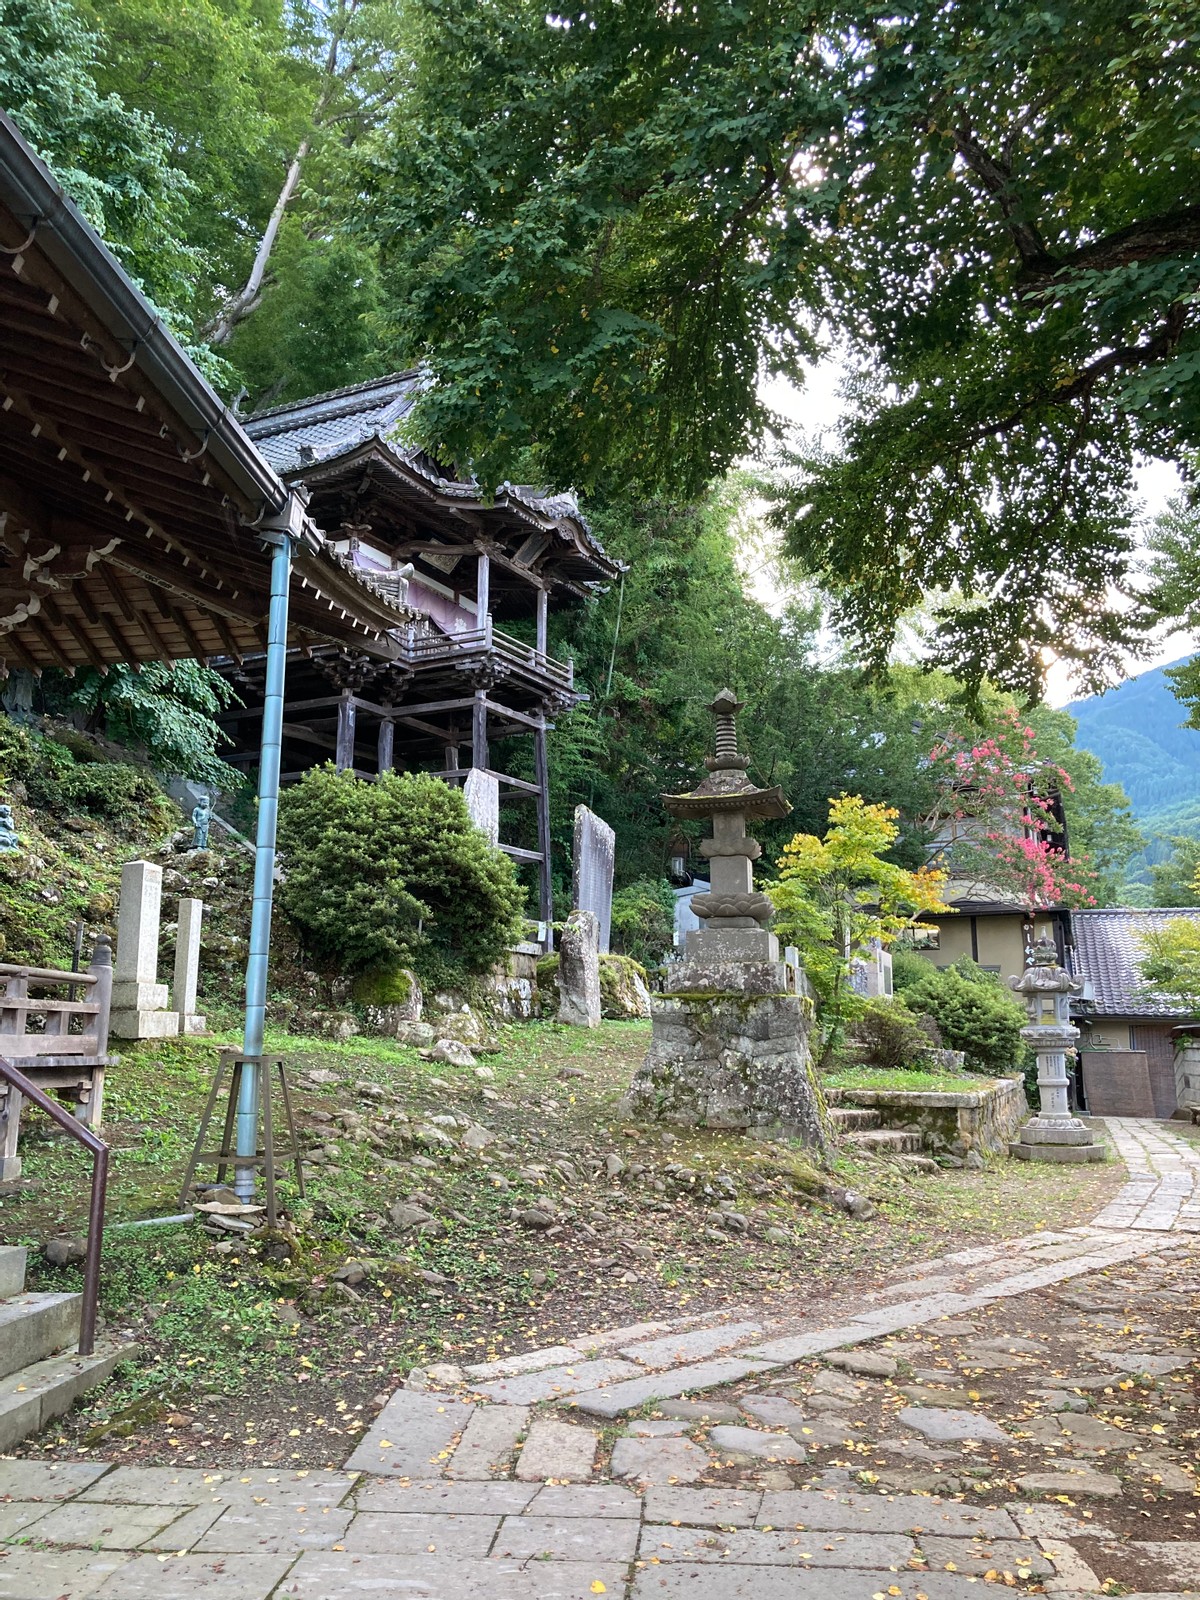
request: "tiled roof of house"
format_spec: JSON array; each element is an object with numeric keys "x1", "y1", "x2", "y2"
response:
[{"x1": 1072, "y1": 907, "x2": 1200, "y2": 1018}]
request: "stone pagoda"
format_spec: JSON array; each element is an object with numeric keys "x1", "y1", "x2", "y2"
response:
[
  {"x1": 621, "y1": 690, "x2": 828, "y2": 1152},
  {"x1": 1009, "y1": 935, "x2": 1105, "y2": 1163}
]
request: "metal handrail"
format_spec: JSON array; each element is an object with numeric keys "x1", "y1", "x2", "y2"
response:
[{"x1": 0, "y1": 1056, "x2": 107, "y2": 1354}]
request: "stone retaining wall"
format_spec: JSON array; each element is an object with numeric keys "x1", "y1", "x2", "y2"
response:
[{"x1": 842, "y1": 1077, "x2": 1029, "y2": 1155}]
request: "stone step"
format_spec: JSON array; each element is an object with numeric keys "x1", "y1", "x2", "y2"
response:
[
  {"x1": 0, "y1": 1244, "x2": 27, "y2": 1299},
  {"x1": 0, "y1": 1292, "x2": 83, "y2": 1381},
  {"x1": 895, "y1": 1154, "x2": 941, "y2": 1174},
  {"x1": 846, "y1": 1129, "x2": 923, "y2": 1155},
  {"x1": 0, "y1": 1336, "x2": 132, "y2": 1451},
  {"x1": 830, "y1": 1108, "x2": 882, "y2": 1131},
  {"x1": 823, "y1": 1087, "x2": 846, "y2": 1105}
]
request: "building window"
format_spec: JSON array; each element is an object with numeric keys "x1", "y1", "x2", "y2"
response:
[
  {"x1": 904, "y1": 926, "x2": 940, "y2": 951},
  {"x1": 1128, "y1": 1026, "x2": 1140, "y2": 1051}
]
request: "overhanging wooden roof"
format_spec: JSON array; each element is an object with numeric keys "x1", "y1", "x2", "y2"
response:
[
  {"x1": 245, "y1": 374, "x2": 623, "y2": 608},
  {"x1": 0, "y1": 114, "x2": 407, "y2": 674}
]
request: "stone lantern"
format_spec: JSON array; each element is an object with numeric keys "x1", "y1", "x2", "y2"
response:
[
  {"x1": 1008, "y1": 934, "x2": 1105, "y2": 1162},
  {"x1": 620, "y1": 690, "x2": 828, "y2": 1151}
]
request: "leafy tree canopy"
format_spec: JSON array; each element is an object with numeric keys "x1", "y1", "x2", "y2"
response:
[
  {"x1": 1150, "y1": 836, "x2": 1200, "y2": 908},
  {"x1": 0, "y1": 0, "x2": 204, "y2": 326},
  {"x1": 1137, "y1": 917, "x2": 1200, "y2": 1013},
  {"x1": 355, "y1": 0, "x2": 1197, "y2": 692}
]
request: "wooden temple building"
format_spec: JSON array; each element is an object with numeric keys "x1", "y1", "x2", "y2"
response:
[
  {"x1": 211, "y1": 375, "x2": 622, "y2": 923},
  {"x1": 0, "y1": 111, "x2": 620, "y2": 950}
]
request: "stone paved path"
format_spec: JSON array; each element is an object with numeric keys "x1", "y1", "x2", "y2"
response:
[
  {"x1": 1093, "y1": 1118, "x2": 1200, "y2": 1232},
  {"x1": 5, "y1": 1116, "x2": 1200, "y2": 1599}
]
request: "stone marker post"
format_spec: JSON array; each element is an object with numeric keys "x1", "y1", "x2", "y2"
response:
[
  {"x1": 572, "y1": 805, "x2": 616, "y2": 953},
  {"x1": 173, "y1": 897, "x2": 207, "y2": 1036},
  {"x1": 621, "y1": 689, "x2": 827, "y2": 1151},
  {"x1": 557, "y1": 908, "x2": 602, "y2": 1027},
  {"x1": 463, "y1": 768, "x2": 500, "y2": 845},
  {"x1": 110, "y1": 859, "x2": 179, "y2": 1039},
  {"x1": 1009, "y1": 935, "x2": 1104, "y2": 1162}
]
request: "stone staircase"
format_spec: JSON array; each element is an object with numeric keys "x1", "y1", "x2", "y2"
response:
[
  {"x1": 826, "y1": 1089, "x2": 925, "y2": 1157},
  {"x1": 0, "y1": 1244, "x2": 130, "y2": 1450}
]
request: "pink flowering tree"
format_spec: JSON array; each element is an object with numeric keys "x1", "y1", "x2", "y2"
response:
[{"x1": 923, "y1": 706, "x2": 1098, "y2": 910}]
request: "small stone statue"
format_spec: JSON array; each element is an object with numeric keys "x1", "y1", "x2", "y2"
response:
[
  {"x1": 190, "y1": 793, "x2": 211, "y2": 851},
  {"x1": 0, "y1": 804, "x2": 19, "y2": 854}
]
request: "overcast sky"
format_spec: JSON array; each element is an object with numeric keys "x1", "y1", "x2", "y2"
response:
[{"x1": 755, "y1": 366, "x2": 1192, "y2": 708}]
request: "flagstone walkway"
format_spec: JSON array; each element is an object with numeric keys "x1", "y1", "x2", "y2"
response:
[{"x1": 4, "y1": 1117, "x2": 1200, "y2": 1600}]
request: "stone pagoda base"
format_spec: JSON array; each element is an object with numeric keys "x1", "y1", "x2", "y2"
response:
[
  {"x1": 1010, "y1": 1116, "x2": 1106, "y2": 1163},
  {"x1": 621, "y1": 989, "x2": 829, "y2": 1154}
]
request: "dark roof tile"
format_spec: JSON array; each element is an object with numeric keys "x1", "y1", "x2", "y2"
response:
[{"x1": 1072, "y1": 907, "x2": 1200, "y2": 1017}]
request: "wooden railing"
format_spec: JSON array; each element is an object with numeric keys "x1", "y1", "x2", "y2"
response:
[
  {"x1": 0, "y1": 939, "x2": 113, "y2": 1183},
  {"x1": 398, "y1": 618, "x2": 573, "y2": 691},
  {"x1": 0, "y1": 1057, "x2": 108, "y2": 1354}
]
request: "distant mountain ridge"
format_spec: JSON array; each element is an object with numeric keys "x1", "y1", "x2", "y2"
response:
[{"x1": 1067, "y1": 660, "x2": 1200, "y2": 868}]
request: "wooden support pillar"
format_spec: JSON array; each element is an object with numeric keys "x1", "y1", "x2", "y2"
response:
[
  {"x1": 376, "y1": 714, "x2": 394, "y2": 776},
  {"x1": 472, "y1": 692, "x2": 489, "y2": 771},
  {"x1": 335, "y1": 692, "x2": 357, "y2": 772},
  {"x1": 445, "y1": 741, "x2": 462, "y2": 773},
  {"x1": 535, "y1": 585, "x2": 549, "y2": 656},
  {"x1": 534, "y1": 717, "x2": 553, "y2": 928},
  {"x1": 476, "y1": 548, "x2": 491, "y2": 625}
]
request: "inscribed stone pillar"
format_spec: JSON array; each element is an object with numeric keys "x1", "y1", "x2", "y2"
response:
[
  {"x1": 173, "y1": 897, "x2": 207, "y2": 1036},
  {"x1": 111, "y1": 860, "x2": 178, "y2": 1039},
  {"x1": 572, "y1": 805, "x2": 615, "y2": 954},
  {"x1": 557, "y1": 909, "x2": 601, "y2": 1027},
  {"x1": 463, "y1": 768, "x2": 500, "y2": 845}
]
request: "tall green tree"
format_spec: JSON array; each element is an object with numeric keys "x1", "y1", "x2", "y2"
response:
[
  {"x1": 0, "y1": 0, "x2": 202, "y2": 324},
  {"x1": 355, "y1": 0, "x2": 1197, "y2": 692}
]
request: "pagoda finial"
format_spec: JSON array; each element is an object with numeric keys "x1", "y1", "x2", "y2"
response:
[{"x1": 706, "y1": 688, "x2": 749, "y2": 773}]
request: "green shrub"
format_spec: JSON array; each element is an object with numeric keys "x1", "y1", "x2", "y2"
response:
[
  {"x1": 890, "y1": 948, "x2": 939, "y2": 992},
  {"x1": 610, "y1": 877, "x2": 676, "y2": 967},
  {"x1": 902, "y1": 957, "x2": 1026, "y2": 1075},
  {"x1": 848, "y1": 995, "x2": 941, "y2": 1071},
  {"x1": 277, "y1": 766, "x2": 525, "y2": 987}
]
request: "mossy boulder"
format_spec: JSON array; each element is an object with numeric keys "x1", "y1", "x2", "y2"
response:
[
  {"x1": 351, "y1": 964, "x2": 423, "y2": 1037},
  {"x1": 537, "y1": 952, "x2": 652, "y2": 1020}
]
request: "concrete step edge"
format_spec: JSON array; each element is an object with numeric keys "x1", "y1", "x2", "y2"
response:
[
  {"x1": 0, "y1": 1291, "x2": 85, "y2": 1381},
  {"x1": 0, "y1": 1336, "x2": 135, "y2": 1451}
]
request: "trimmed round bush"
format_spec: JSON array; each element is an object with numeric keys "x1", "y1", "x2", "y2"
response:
[{"x1": 277, "y1": 766, "x2": 525, "y2": 986}]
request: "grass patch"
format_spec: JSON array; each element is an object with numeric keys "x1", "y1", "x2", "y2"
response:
[{"x1": 823, "y1": 1066, "x2": 999, "y2": 1093}]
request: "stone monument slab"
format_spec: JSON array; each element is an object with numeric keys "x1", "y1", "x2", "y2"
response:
[
  {"x1": 557, "y1": 909, "x2": 601, "y2": 1028},
  {"x1": 572, "y1": 806, "x2": 616, "y2": 954},
  {"x1": 173, "y1": 898, "x2": 206, "y2": 1035},
  {"x1": 462, "y1": 768, "x2": 500, "y2": 845},
  {"x1": 111, "y1": 860, "x2": 178, "y2": 1039}
]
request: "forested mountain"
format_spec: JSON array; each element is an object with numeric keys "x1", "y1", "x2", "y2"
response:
[
  {"x1": 1067, "y1": 662, "x2": 1200, "y2": 888},
  {"x1": 1067, "y1": 663, "x2": 1200, "y2": 817}
]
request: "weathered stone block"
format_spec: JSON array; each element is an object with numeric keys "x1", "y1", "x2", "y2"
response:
[
  {"x1": 556, "y1": 909, "x2": 601, "y2": 1028},
  {"x1": 620, "y1": 993, "x2": 827, "y2": 1151}
]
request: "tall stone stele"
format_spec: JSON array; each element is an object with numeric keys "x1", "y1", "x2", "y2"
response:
[
  {"x1": 621, "y1": 689, "x2": 828, "y2": 1152},
  {"x1": 1009, "y1": 935, "x2": 1105, "y2": 1163}
]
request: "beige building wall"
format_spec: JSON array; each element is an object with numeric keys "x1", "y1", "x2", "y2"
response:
[{"x1": 910, "y1": 911, "x2": 1058, "y2": 986}]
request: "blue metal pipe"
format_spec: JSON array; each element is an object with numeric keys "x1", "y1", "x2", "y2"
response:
[{"x1": 236, "y1": 530, "x2": 292, "y2": 1196}]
